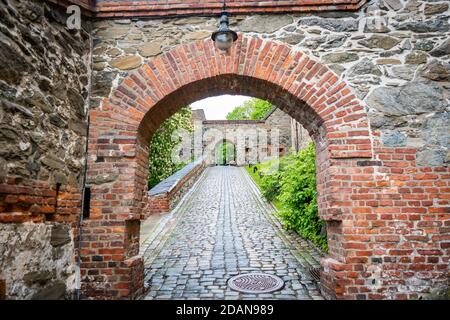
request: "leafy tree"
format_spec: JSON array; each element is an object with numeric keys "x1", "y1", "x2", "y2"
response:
[
  {"x1": 225, "y1": 106, "x2": 249, "y2": 120},
  {"x1": 226, "y1": 98, "x2": 273, "y2": 120},
  {"x1": 148, "y1": 107, "x2": 193, "y2": 189}
]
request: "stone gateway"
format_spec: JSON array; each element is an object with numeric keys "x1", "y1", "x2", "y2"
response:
[
  {"x1": 191, "y1": 108, "x2": 311, "y2": 166},
  {"x1": 0, "y1": 0, "x2": 448, "y2": 300}
]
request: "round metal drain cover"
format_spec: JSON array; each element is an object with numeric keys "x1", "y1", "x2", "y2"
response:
[{"x1": 228, "y1": 273, "x2": 284, "y2": 294}]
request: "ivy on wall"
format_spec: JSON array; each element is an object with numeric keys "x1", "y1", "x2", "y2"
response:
[{"x1": 148, "y1": 107, "x2": 193, "y2": 189}]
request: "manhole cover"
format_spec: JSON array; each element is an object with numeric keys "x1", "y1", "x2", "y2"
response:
[{"x1": 228, "y1": 273, "x2": 284, "y2": 294}]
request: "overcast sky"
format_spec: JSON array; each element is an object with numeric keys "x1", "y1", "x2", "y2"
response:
[{"x1": 190, "y1": 95, "x2": 252, "y2": 120}]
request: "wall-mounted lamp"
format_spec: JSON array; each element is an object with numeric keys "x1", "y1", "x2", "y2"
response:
[{"x1": 211, "y1": 0, "x2": 238, "y2": 51}]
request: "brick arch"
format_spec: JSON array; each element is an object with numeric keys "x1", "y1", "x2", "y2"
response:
[
  {"x1": 104, "y1": 37, "x2": 372, "y2": 158},
  {"x1": 84, "y1": 35, "x2": 374, "y2": 299}
]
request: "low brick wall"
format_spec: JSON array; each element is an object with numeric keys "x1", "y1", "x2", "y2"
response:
[{"x1": 142, "y1": 158, "x2": 206, "y2": 220}]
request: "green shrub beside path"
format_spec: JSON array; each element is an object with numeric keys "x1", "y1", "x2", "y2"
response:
[{"x1": 245, "y1": 143, "x2": 328, "y2": 251}]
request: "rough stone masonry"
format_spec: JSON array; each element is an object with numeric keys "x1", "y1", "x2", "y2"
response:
[
  {"x1": 0, "y1": 0, "x2": 449, "y2": 300},
  {"x1": 0, "y1": 0, "x2": 91, "y2": 299}
]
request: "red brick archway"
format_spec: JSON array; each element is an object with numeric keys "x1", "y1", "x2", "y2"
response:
[{"x1": 83, "y1": 35, "x2": 375, "y2": 299}]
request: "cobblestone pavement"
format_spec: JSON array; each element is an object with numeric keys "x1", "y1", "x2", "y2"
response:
[{"x1": 141, "y1": 166, "x2": 324, "y2": 300}]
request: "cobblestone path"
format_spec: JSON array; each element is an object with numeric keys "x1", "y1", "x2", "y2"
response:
[{"x1": 141, "y1": 166, "x2": 324, "y2": 300}]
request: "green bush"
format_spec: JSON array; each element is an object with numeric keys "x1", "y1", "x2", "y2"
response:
[
  {"x1": 254, "y1": 143, "x2": 327, "y2": 251},
  {"x1": 260, "y1": 173, "x2": 281, "y2": 202},
  {"x1": 277, "y1": 143, "x2": 327, "y2": 251}
]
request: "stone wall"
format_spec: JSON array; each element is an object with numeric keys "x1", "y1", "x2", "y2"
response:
[
  {"x1": 0, "y1": 0, "x2": 91, "y2": 299},
  {"x1": 0, "y1": 222, "x2": 76, "y2": 299},
  {"x1": 91, "y1": 0, "x2": 449, "y2": 168},
  {"x1": 0, "y1": 0, "x2": 449, "y2": 300}
]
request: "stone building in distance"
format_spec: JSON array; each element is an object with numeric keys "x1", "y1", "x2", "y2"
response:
[{"x1": 191, "y1": 108, "x2": 311, "y2": 165}]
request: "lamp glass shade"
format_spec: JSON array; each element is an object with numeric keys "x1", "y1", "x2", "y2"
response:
[{"x1": 214, "y1": 32, "x2": 234, "y2": 51}]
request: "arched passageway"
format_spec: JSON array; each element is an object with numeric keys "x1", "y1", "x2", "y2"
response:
[
  {"x1": 83, "y1": 35, "x2": 374, "y2": 299},
  {"x1": 215, "y1": 140, "x2": 236, "y2": 166}
]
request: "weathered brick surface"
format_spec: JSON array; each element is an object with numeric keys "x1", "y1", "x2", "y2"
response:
[
  {"x1": 0, "y1": 180, "x2": 81, "y2": 224},
  {"x1": 145, "y1": 195, "x2": 170, "y2": 216}
]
